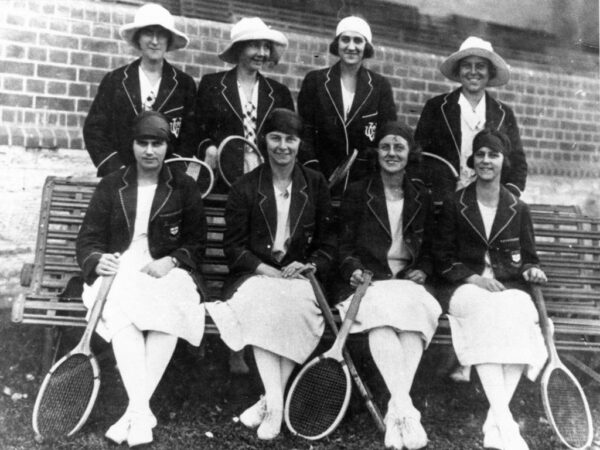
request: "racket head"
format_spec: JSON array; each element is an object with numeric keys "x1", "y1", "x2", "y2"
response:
[
  {"x1": 328, "y1": 149, "x2": 358, "y2": 189},
  {"x1": 217, "y1": 135, "x2": 264, "y2": 187},
  {"x1": 165, "y1": 157, "x2": 215, "y2": 198},
  {"x1": 540, "y1": 364, "x2": 593, "y2": 449},
  {"x1": 285, "y1": 356, "x2": 352, "y2": 440},
  {"x1": 32, "y1": 352, "x2": 100, "y2": 440}
]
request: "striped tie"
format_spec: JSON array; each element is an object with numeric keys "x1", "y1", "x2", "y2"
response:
[{"x1": 243, "y1": 101, "x2": 260, "y2": 173}]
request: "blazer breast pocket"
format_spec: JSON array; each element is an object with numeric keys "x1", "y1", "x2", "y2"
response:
[{"x1": 158, "y1": 209, "x2": 183, "y2": 241}]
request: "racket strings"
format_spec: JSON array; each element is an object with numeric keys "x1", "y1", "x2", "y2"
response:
[
  {"x1": 35, "y1": 354, "x2": 95, "y2": 437},
  {"x1": 287, "y1": 358, "x2": 349, "y2": 437},
  {"x1": 546, "y1": 368, "x2": 590, "y2": 448}
]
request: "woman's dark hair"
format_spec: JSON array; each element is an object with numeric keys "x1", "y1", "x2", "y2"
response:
[
  {"x1": 452, "y1": 56, "x2": 497, "y2": 80},
  {"x1": 133, "y1": 26, "x2": 173, "y2": 50},
  {"x1": 366, "y1": 121, "x2": 422, "y2": 171},
  {"x1": 466, "y1": 128, "x2": 511, "y2": 171},
  {"x1": 229, "y1": 40, "x2": 274, "y2": 64},
  {"x1": 257, "y1": 108, "x2": 303, "y2": 155},
  {"x1": 329, "y1": 36, "x2": 374, "y2": 59},
  {"x1": 124, "y1": 112, "x2": 174, "y2": 166}
]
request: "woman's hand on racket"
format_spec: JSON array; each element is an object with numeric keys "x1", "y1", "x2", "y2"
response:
[
  {"x1": 523, "y1": 266, "x2": 547, "y2": 284},
  {"x1": 140, "y1": 256, "x2": 174, "y2": 278},
  {"x1": 465, "y1": 274, "x2": 505, "y2": 292},
  {"x1": 281, "y1": 261, "x2": 312, "y2": 279},
  {"x1": 204, "y1": 145, "x2": 218, "y2": 169},
  {"x1": 406, "y1": 269, "x2": 427, "y2": 285},
  {"x1": 349, "y1": 269, "x2": 366, "y2": 288},
  {"x1": 255, "y1": 263, "x2": 283, "y2": 278},
  {"x1": 95, "y1": 252, "x2": 120, "y2": 276}
]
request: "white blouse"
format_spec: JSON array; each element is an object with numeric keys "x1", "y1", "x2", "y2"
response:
[
  {"x1": 272, "y1": 182, "x2": 292, "y2": 261},
  {"x1": 477, "y1": 200, "x2": 497, "y2": 279},
  {"x1": 386, "y1": 198, "x2": 410, "y2": 276}
]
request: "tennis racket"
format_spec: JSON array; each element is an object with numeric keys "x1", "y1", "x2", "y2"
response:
[
  {"x1": 299, "y1": 269, "x2": 385, "y2": 434},
  {"x1": 165, "y1": 157, "x2": 215, "y2": 198},
  {"x1": 531, "y1": 284, "x2": 593, "y2": 450},
  {"x1": 421, "y1": 152, "x2": 459, "y2": 178},
  {"x1": 217, "y1": 135, "x2": 264, "y2": 187},
  {"x1": 32, "y1": 275, "x2": 115, "y2": 441},
  {"x1": 328, "y1": 149, "x2": 358, "y2": 190},
  {"x1": 285, "y1": 270, "x2": 373, "y2": 440}
]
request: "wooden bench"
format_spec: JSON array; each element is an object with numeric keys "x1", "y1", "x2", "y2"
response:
[{"x1": 12, "y1": 176, "x2": 600, "y2": 383}]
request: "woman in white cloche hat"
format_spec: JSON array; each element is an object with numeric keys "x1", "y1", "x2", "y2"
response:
[
  {"x1": 84, "y1": 3, "x2": 197, "y2": 177},
  {"x1": 297, "y1": 16, "x2": 397, "y2": 196}
]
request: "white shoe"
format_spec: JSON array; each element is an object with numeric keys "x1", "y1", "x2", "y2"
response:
[
  {"x1": 483, "y1": 410, "x2": 503, "y2": 449},
  {"x1": 399, "y1": 416, "x2": 428, "y2": 450},
  {"x1": 105, "y1": 413, "x2": 130, "y2": 445},
  {"x1": 256, "y1": 408, "x2": 282, "y2": 440},
  {"x1": 384, "y1": 409, "x2": 404, "y2": 449},
  {"x1": 239, "y1": 396, "x2": 266, "y2": 429},
  {"x1": 127, "y1": 413, "x2": 155, "y2": 447},
  {"x1": 502, "y1": 421, "x2": 529, "y2": 450}
]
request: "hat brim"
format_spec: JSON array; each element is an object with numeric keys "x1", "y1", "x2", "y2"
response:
[
  {"x1": 219, "y1": 29, "x2": 288, "y2": 65},
  {"x1": 120, "y1": 23, "x2": 189, "y2": 52},
  {"x1": 440, "y1": 48, "x2": 510, "y2": 87}
]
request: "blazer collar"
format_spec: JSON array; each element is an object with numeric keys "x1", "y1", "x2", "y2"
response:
[
  {"x1": 484, "y1": 91, "x2": 507, "y2": 130},
  {"x1": 257, "y1": 164, "x2": 309, "y2": 245},
  {"x1": 122, "y1": 59, "x2": 179, "y2": 115},
  {"x1": 324, "y1": 62, "x2": 374, "y2": 126},
  {"x1": 440, "y1": 88, "x2": 462, "y2": 162},
  {"x1": 118, "y1": 165, "x2": 175, "y2": 238},
  {"x1": 458, "y1": 183, "x2": 518, "y2": 245}
]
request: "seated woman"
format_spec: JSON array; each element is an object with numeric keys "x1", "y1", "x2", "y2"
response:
[
  {"x1": 76, "y1": 111, "x2": 207, "y2": 447},
  {"x1": 433, "y1": 129, "x2": 547, "y2": 450},
  {"x1": 335, "y1": 122, "x2": 441, "y2": 450},
  {"x1": 205, "y1": 108, "x2": 336, "y2": 440}
]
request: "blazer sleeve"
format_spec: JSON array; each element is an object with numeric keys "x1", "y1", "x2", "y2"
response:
[
  {"x1": 338, "y1": 184, "x2": 365, "y2": 281},
  {"x1": 414, "y1": 99, "x2": 436, "y2": 154},
  {"x1": 413, "y1": 189, "x2": 435, "y2": 276},
  {"x1": 173, "y1": 74, "x2": 198, "y2": 158},
  {"x1": 83, "y1": 72, "x2": 125, "y2": 177},
  {"x1": 379, "y1": 75, "x2": 397, "y2": 122},
  {"x1": 518, "y1": 202, "x2": 540, "y2": 274},
  {"x1": 76, "y1": 180, "x2": 113, "y2": 285},
  {"x1": 194, "y1": 75, "x2": 217, "y2": 159},
  {"x1": 306, "y1": 173, "x2": 336, "y2": 275},
  {"x1": 433, "y1": 197, "x2": 476, "y2": 282},
  {"x1": 223, "y1": 181, "x2": 263, "y2": 273},
  {"x1": 297, "y1": 72, "x2": 319, "y2": 168},
  {"x1": 171, "y1": 177, "x2": 207, "y2": 270},
  {"x1": 502, "y1": 106, "x2": 528, "y2": 196}
]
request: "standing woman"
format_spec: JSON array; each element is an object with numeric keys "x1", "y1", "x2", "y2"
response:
[
  {"x1": 298, "y1": 16, "x2": 396, "y2": 193},
  {"x1": 77, "y1": 112, "x2": 207, "y2": 447},
  {"x1": 336, "y1": 122, "x2": 441, "y2": 450},
  {"x1": 206, "y1": 109, "x2": 336, "y2": 440},
  {"x1": 434, "y1": 129, "x2": 547, "y2": 449},
  {"x1": 195, "y1": 17, "x2": 294, "y2": 184},
  {"x1": 84, "y1": 3, "x2": 197, "y2": 177}
]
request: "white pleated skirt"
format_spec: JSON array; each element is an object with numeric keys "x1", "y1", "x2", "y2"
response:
[
  {"x1": 448, "y1": 284, "x2": 548, "y2": 380},
  {"x1": 336, "y1": 280, "x2": 442, "y2": 347},
  {"x1": 205, "y1": 276, "x2": 324, "y2": 364},
  {"x1": 82, "y1": 239, "x2": 205, "y2": 346}
]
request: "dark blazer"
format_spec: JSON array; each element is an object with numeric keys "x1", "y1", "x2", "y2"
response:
[
  {"x1": 413, "y1": 88, "x2": 527, "y2": 203},
  {"x1": 222, "y1": 163, "x2": 336, "y2": 298},
  {"x1": 83, "y1": 58, "x2": 197, "y2": 177},
  {"x1": 336, "y1": 174, "x2": 434, "y2": 301},
  {"x1": 433, "y1": 183, "x2": 539, "y2": 294},
  {"x1": 76, "y1": 164, "x2": 207, "y2": 288},
  {"x1": 195, "y1": 68, "x2": 294, "y2": 161},
  {"x1": 297, "y1": 62, "x2": 397, "y2": 186}
]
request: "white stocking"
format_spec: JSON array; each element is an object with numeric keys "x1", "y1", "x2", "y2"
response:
[
  {"x1": 144, "y1": 331, "x2": 178, "y2": 401},
  {"x1": 253, "y1": 346, "x2": 289, "y2": 411}
]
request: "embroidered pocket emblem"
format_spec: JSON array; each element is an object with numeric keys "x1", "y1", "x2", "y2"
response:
[
  {"x1": 511, "y1": 251, "x2": 521, "y2": 263},
  {"x1": 170, "y1": 117, "x2": 182, "y2": 138},
  {"x1": 364, "y1": 122, "x2": 376, "y2": 141},
  {"x1": 169, "y1": 225, "x2": 179, "y2": 236}
]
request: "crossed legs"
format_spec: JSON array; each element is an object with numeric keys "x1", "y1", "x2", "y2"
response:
[
  {"x1": 108, "y1": 325, "x2": 178, "y2": 446},
  {"x1": 369, "y1": 327, "x2": 427, "y2": 449}
]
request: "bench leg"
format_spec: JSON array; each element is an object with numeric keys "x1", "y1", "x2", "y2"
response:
[
  {"x1": 562, "y1": 353, "x2": 600, "y2": 386},
  {"x1": 40, "y1": 327, "x2": 61, "y2": 374}
]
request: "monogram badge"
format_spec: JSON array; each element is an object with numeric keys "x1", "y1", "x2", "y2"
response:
[
  {"x1": 169, "y1": 225, "x2": 179, "y2": 236},
  {"x1": 511, "y1": 251, "x2": 521, "y2": 263},
  {"x1": 364, "y1": 122, "x2": 376, "y2": 142},
  {"x1": 170, "y1": 117, "x2": 182, "y2": 138}
]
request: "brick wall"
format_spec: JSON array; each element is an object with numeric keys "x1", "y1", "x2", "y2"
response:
[{"x1": 1, "y1": 0, "x2": 599, "y2": 177}]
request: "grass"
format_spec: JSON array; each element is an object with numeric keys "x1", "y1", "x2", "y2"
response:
[{"x1": 1, "y1": 310, "x2": 599, "y2": 449}]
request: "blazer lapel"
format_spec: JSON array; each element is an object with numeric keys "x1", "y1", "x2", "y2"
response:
[
  {"x1": 458, "y1": 184, "x2": 488, "y2": 244},
  {"x1": 488, "y1": 187, "x2": 518, "y2": 244},
  {"x1": 256, "y1": 74, "x2": 275, "y2": 136},
  {"x1": 485, "y1": 91, "x2": 507, "y2": 131},
  {"x1": 154, "y1": 60, "x2": 178, "y2": 113},
  {"x1": 122, "y1": 59, "x2": 142, "y2": 115},
  {"x1": 150, "y1": 165, "x2": 174, "y2": 221},
  {"x1": 441, "y1": 89, "x2": 462, "y2": 164},
  {"x1": 288, "y1": 166, "x2": 309, "y2": 239},
  {"x1": 220, "y1": 69, "x2": 244, "y2": 124},
  {"x1": 257, "y1": 166, "x2": 277, "y2": 243},
  {"x1": 118, "y1": 166, "x2": 137, "y2": 239},
  {"x1": 366, "y1": 177, "x2": 391, "y2": 238},
  {"x1": 346, "y1": 67, "x2": 373, "y2": 125},
  {"x1": 402, "y1": 178, "x2": 422, "y2": 233},
  {"x1": 324, "y1": 64, "x2": 345, "y2": 127}
]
